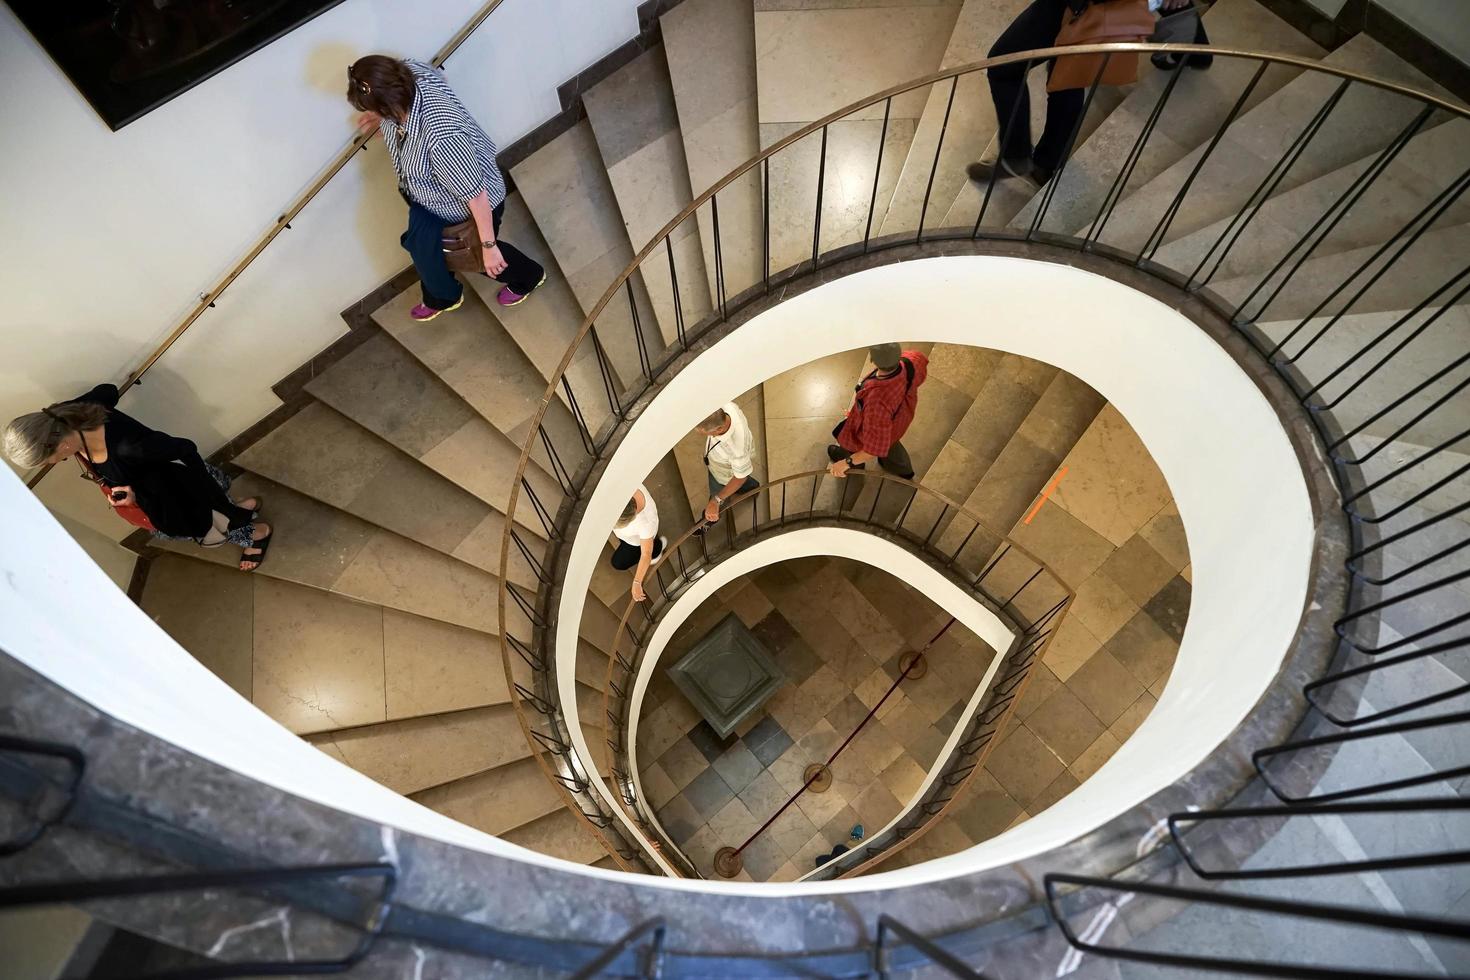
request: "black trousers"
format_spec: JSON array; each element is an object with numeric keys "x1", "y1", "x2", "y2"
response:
[
  {"x1": 610, "y1": 536, "x2": 664, "y2": 571},
  {"x1": 402, "y1": 200, "x2": 545, "y2": 310},
  {"x1": 987, "y1": 0, "x2": 1084, "y2": 175}
]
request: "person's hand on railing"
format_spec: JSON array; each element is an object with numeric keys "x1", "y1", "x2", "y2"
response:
[
  {"x1": 703, "y1": 499, "x2": 721, "y2": 524},
  {"x1": 355, "y1": 110, "x2": 382, "y2": 134},
  {"x1": 631, "y1": 580, "x2": 647, "y2": 603}
]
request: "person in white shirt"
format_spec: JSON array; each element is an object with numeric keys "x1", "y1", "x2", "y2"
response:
[
  {"x1": 611, "y1": 484, "x2": 667, "y2": 602},
  {"x1": 695, "y1": 403, "x2": 760, "y2": 528}
]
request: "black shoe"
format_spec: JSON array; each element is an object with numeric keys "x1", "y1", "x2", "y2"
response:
[
  {"x1": 1152, "y1": 51, "x2": 1213, "y2": 71},
  {"x1": 966, "y1": 157, "x2": 1040, "y2": 189}
]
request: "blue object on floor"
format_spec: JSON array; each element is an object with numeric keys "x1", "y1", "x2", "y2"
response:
[{"x1": 850, "y1": 823, "x2": 864, "y2": 841}]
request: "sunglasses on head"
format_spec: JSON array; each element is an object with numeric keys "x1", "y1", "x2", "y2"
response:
[{"x1": 347, "y1": 66, "x2": 371, "y2": 94}]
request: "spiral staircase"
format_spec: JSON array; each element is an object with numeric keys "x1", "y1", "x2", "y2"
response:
[{"x1": 4, "y1": 0, "x2": 1469, "y2": 975}]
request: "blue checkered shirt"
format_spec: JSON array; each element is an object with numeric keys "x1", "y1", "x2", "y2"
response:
[{"x1": 379, "y1": 60, "x2": 506, "y2": 223}]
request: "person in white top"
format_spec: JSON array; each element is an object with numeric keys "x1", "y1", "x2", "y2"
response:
[
  {"x1": 611, "y1": 484, "x2": 667, "y2": 602},
  {"x1": 694, "y1": 403, "x2": 760, "y2": 527}
]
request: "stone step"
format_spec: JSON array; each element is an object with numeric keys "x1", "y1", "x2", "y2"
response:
[
  {"x1": 141, "y1": 474, "x2": 523, "y2": 638},
  {"x1": 140, "y1": 554, "x2": 511, "y2": 737},
  {"x1": 511, "y1": 120, "x2": 664, "y2": 397},
  {"x1": 305, "y1": 332, "x2": 564, "y2": 537},
  {"x1": 1006, "y1": 0, "x2": 1324, "y2": 238},
  {"x1": 1089, "y1": 34, "x2": 1449, "y2": 257},
  {"x1": 764, "y1": 348, "x2": 870, "y2": 512},
  {"x1": 235, "y1": 401, "x2": 506, "y2": 574},
  {"x1": 1209, "y1": 221, "x2": 1470, "y2": 322},
  {"x1": 500, "y1": 805, "x2": 610, "y2": 865},
  {"x1": 371, "y1": 284, "x2": 598, "y2": 479},
  {"x1": 305, "y1": 704, "x2": 529, "y2": 797},
  {"x1": 662, "y1": 0, "x2": 763, "y2": 300},
  {"x1": 754, "y1": 0, "x2": 962, "y2": 272},
  {"x1": 878, "y1": 0, "x2": 1032, "y2": 239},
  {"x1": 1154, "y1": 118, "x2": 1470, "y2": 286},
  {"x1": 461, "y1": 195, "x2": 626, "y2": 417},
  {"x1": 585, "y1": 43, "x2": 713, "y2": 347},
  {"x1": 409, "y1": 756, "x2": 566, "y2": 839}
]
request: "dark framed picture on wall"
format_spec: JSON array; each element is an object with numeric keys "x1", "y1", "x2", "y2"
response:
[{"x1": 5, "y1": 0, "x2": 350, "y2": 131}]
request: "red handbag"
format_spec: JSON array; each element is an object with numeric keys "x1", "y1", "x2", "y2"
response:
[{"x1": 77, "y1": 457, "x2": 155, "y2": 532}]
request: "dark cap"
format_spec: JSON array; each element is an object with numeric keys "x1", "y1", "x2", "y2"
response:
[{"x1": 869, "y1": 342, "x2": 902, "y2": 370}]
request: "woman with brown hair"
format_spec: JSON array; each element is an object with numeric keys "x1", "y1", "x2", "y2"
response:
[
  {"x1": 348, "y1": 54, "x2": 546, "y2": 321},
  {"x1": 5, "y1": 385, "x2": 273, "y2": 570}
]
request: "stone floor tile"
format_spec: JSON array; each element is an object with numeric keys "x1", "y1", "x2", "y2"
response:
[
  {"x1": 1030, "y1": 769, "x2": 1081, "y2": 815},
  {"x1": 1138, "y1": 500, "x2": 1189, "y2": 572},
  {"x1": 308, "y1": 705, "x2": 522, "y2": 796},
  {"x1": 768, "y1": 803, "x2": 821, "y2": 860},
  {"x1": 728, "y1": 581, "x2": 775, "y2": 627},
  {"x1": 849, "y1": 719, "x2": 905, "y2": 775},
  {"x1": 791, "y1": 831, "x2": 836, "y2": 874},
  {"x1": 1098, "y1": 535, "x2": 1177, "y2": 608},
  {"x1": 659, "y1": 737, "x2": 709, "y2": 791},
  {"x1": 1144, "y1": 575, "x2": 1192, "y2": 644},
  {"x1": 1015, "y1": 661, "x2": 1062, "y2": 721},
  {"x1": 657, "y1": 794, "x2": 703, "y2": 844},
  {"x1": 712, "y1": 741, "x2": 764, "y2": 795},
  {"x1": 797, "y1": 718, "x2": 839, "y2": 762},
  {"x1": 1110, "y1": 692, "x2": 1157, "y2": 743},
  {"x1": 751, "y1": 728, "x2": 795, "y2": 768},
  {"x1": 643, "y1": 763, "x2": 681, "y2": 811},
  {"x1": 1049, "y1": 404, "x2": 1170, "y2": 547},
  {"x1": 1069, "y1": 571, "x2": 1142, "y2": 646},
  {"x1": 777, "y1": 636, "x2": 826, "y2": 686},
  {"x1": 252, "y1": 577, "x2": 385, "y2": 734},
  {"x1": 769, "y1": 860, "x2": 803, "y2": 883},
  {"x1": 1041, "y1": 613, "x2": 1104, "y2": 683},
  {"x1": 682, "y1": 823, "x2": 723, "y2": 874},
  {"x1": 738, "y1": 769, "x2": 788, "y2": 820},
  {"x1": 799, "y1": 666, "x2": 847, "y2": 719},
  {"x1": 742, "y1": 715, "x2": 786, "y2": 753},
  {"x1": 912, "y1": 724, "x2": 949, "y2": 768},
  {"x1": 880, "y1": 752, "x2": 929, "y2": 802},
  {"x1": 141, "y1": 555, "x2": 254, "y2": 699},
  {"x1": 689, "y1": 719, "x2": 735, "y2": 762},
  {"x1": 852, "y1": 780, "x2": 905, "y2": 831},
  {"x1": 827, "y1": 692, "x2": 871, "y2": 734},
  {"x1": 684, "y1": 767, "x2": 737, "y2": 818},
  {"x1": 1026, "y1": 686, "x2": 1106, "y2": 766},
  {"x1": 985, "y1": 724, "x2": 1066, "y2": 809},
  {"x1": 794, "y1": 780, "x2": 849, "y2": 830},
  {"x1": 769, "y1": 745, "x2": 815, "y2": 796},
  {"x1": 1107, "y1": 612, "x2": 1181, "y2": 689},
  {"x1": 1065, "y1": 649, "x2": 1146, "y2": 728},
  {"x1": 884, "y1": 700, "x2": 934, "y2": 750},
  {"x1": 1008, "y1": 500, "x2": 1118, "y2": 592},
  {"x1": 949, "y1": 769, "x2": 1022, "y2": 843},
  {"x1": 855, "y1": 667, "x2": 895, "y2": 708},
  {"x1": 740, "y1": 832, "x2": 788, "y2": 881},
  {"x1": 819, "y1": 804, "x2": 864, "y2": 849},
  {"x1": 750, "y1": 607, "x2": 802, "y2": 652},
  {"x1": 382, "y1": 609, "x2": 504, "y2": 720},
  {"x1": 708, "y1": 795, "x2": 761, "y2": 844},
  {"x1": 830, "y1": 747, "x2": 874, "y2": 788},
  {"x1": 1069, "y1": 731, "x2": 1122, "y2": 784}
]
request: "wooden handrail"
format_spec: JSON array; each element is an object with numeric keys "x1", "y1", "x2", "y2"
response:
[{"x1": 23, "y1": 0, "x2": 510, "y2": 491}]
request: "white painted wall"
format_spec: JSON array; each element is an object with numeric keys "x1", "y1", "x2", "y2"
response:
[
  {"x1": 0, "y1": 0, "x2": 643, "y2": 539},
  {"x1": 556, "y1": 255, "x2": 1315, "y2": 893},
  {"x1": 0, "y1": 255, "x2": 1317, "y2": 899}
]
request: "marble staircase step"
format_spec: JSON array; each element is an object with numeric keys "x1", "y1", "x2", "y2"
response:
[
  {"x1": 878, "y1": 0, "x2": 1031, "y2": 239},
  {"x1": 371, "y1": 284, "x2": 597, "y2": 480},
  {"x1": 235, "y1": 401, "x2": 507, "y2": 574},
  {"x1": 305, "y1": 332, "x2": 563, "y2": 538},
  {"x1": 141, "y1": 474, "x2": 526, "y2": 637},
  {"x1": 1208, "y1": 221, "x2": 1470, "y2": 322},
  {"x1": 585, "y1": 43, "x2": 713, "y2": 348},
  {"x1": 500, "y1": 805, "x2": 610, "y2": 865},
  {"x1": 764, "y1": 348, "x2": 870, "y2": 513},
  {"x1": 1006, "y1": 0, "x2": 1324, "y2": 239},
  {"x1": 305, "y1": 704, "x2": 529, "y2": 797},
  {"x1": 512, "y1": 120, "x2": 664, "y2": 396},
  {"x1": 662, "y1": 0, "x2": 763, "y2": 301},
  {"x1": 1154, "y1": 118, "x2": 1470, "y2": 286},
  {"x1": 1087, "y1": 34, "x2": 1449, "y2": 258},
  {"x1": 754, "y1": 0, "x2": 962, "y2": 272},
  {"x1": 409, "y1": 755, "x2": 566, "y2": 839},
  {"x1": 461, "y1": 195, "x2": 625, "y2": 418}
]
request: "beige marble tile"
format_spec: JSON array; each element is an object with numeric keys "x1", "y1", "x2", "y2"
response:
[
  {"x1": 585, "y1": 44, "x2": 682, "y2": 169},
  {"x1": 310, "y1": 704, "x2": 527, "y2": 796},
  {"x1": 1030, "y1": 769, "x2": 1081, "y2": 815},
  {"x1": 1106, "y1": 612, "x2": 1180, "y2": 689},
  {"x1": 1064, "y1": 648, "x2": 1145, "y2": 728},
  {"x1": 1110, "y1": 692, "x2": 1157, "y2": 743},
  {"x1": 984, "y1": 724, "x2": 1064, "y2": 809},
  {"x1": 513, "y1": 120, "x2": 631, "y2": 280},
  {"x1": 964, "y1": 432, "x2": 1063, "y2": 532},
  {"x1": 420, "y1": 415, "x2": 563, "y2": 522},
  {"x1": 1138, "y1": 500, "x2": 1189, "y2": 573},
  {"x1": 383, "y1": 609, "x2": 506, "y2": 720},
  {"x1": 1069, "y1": 730, "x2": 1122, "y2": 784},
  {"x1": 411, "y1": 755, "x2": 561, "y2": 837},
  {"x1": 635, "y1": 214, "x2": 714, "y2": 348},
  {"x1": 708, "y1": 795, "x2": 761, "y2": 843},
  {"x1": 879, "y1": 752, "x2": 929, "y2": 803},
  {"x1": 343, "y1": 448, "x2": 489, "y2": 557},
  {"x1": 502, "y1": 808, "x2": 606, "y2": 865},
  {"x1": 1069, "y1": 571, "x2": 1140, "y2": 646},
  {"x1": 141, "y1": 555, "x2": 254, "y2": 699},
  {"x1": 1008, "y1": 496, "x2": 1117, "y2": 591},
  {"x1": 1050, "y1": 405, "x2": 1171, "y2": 547},
  {"x1": 1025, "y1": 685, "x2": 1105, "y2": 767},
  {"x1": 755, "y1": 5, "x2": 961, "y2": 124},
  {"x1": 332, "y1": 529, "x2": 501, "y2": 635},
  {"x1": 763, "y1": 349, "x2": 868, "y2": 421},
  {"x1": 563, "y1": 249, "x2": 660, "y2": 387},
  {"x1": 449, "y1": 511, "x2": 540, "y2": 589},
  {"x1": 251, "y1": 576, "x2": 384, "y2": 734},
  {"x1": 1098, "y1": 535, "x2": 1177, "y2": 608},
  {"x1": 1040, "y1": 612, "x2": 1103, "y2": 683}
]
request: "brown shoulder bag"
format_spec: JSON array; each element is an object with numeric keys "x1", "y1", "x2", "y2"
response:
[
  {"x1": 441, "y1": 218, "x2": 483, "y2": 274},
  {"x1": 1047, "y1": 0, "x2": 1155, "y2": 93}
]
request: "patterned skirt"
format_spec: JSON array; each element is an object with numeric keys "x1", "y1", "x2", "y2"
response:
[{"x1": 151, "y1": 462, "x2": 256, "y2": 549}]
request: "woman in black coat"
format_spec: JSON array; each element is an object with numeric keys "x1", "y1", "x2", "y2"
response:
[{"x1": 6, "y1": 385, "x2": 273, "y2": 570}]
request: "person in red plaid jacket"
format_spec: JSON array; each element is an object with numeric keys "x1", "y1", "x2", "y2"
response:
[{"x1": 826, "y1": 343, "x2": 929, "y2": 481}]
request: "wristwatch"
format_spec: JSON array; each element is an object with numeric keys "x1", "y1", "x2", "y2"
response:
[{"x1": 481, "y1": 240, "x2": 497, "y2": 248}]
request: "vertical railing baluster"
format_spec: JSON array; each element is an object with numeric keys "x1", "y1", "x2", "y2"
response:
[
  {"x1": 762, "y1": 156, "x2": 772, "y2": 293},
  {"x1": 1028, "y1": 54, "x2": 1110, "y2": 240},
  {"x1": 864, "y1": 97, "x2": 892, "y2": 252},
  {"x1": 975, "y1": 59, "x2": 1032, "y2": 238},
  {"x1": 710, "y1": 192, "x2": 728, "y2": 322},
  {"x1": 626, "y1": 279, "x2": 651, "y2": 382},
  {"x1": 812, "y1": 124, "x2": 829, "y2": 270},
  {"x1": 917, "y1": 76, "x2": 959, "y2": 242},
  {"x1": 665, "y1": 236, "x2": 687, "y2": 350}
]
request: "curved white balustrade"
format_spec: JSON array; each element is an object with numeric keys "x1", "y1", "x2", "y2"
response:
[{"x1": 559, "y1": 254, "x2": 1315, "y2": 892}]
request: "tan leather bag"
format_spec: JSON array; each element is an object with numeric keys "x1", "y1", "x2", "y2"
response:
[
  {"x1": 440, "y1": 218, "x2": 483, "y2": 274},
  {"x1": 1047, "y1": 0, "x2": 1154, "y2": 93}
]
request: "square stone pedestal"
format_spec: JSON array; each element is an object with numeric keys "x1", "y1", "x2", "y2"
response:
[{"x1": 668, "y1": 613, "x2": 784, "y2": 738}]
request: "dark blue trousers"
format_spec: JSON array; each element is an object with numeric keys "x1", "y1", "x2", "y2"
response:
[{"x1": 401, "y1": 200, "x2": 545, "y2": 310}]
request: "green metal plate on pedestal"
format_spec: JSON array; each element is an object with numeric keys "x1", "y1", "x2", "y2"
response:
[{"x1": 667, "y1": 613, "x2": 785, "y2": 738}]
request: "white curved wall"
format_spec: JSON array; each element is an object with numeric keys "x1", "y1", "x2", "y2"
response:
[{"x1": 558, "y1": 254, "x2": 1315, "y2": 893}]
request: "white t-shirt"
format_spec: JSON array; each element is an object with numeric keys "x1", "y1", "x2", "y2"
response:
[
  {"x1": 704, "y1": 401, "x2": 755, "y2": 486},
  {"x1": 613, "y1": 483, "x2": 660, "y2": 546}
]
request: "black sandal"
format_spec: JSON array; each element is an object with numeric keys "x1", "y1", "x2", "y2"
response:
[{"x1": 240, "y1": 531, "x2": 273, "y2": 572}]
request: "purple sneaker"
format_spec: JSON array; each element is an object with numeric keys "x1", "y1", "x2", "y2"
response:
[
  {"x1": 497, "y1": 272, "x2": 547, "y2": 307},
  {"x1": 410, "y1": 296, "x2": 463, "y2": 322}
]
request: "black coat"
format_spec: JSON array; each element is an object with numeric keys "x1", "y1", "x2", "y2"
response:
[{"x1": 74, "y1": 385, "x2": 224, "y2": 538}]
